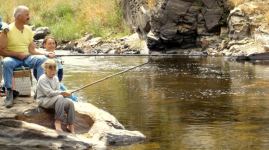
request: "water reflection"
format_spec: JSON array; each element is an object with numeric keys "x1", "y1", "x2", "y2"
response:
[{"x1": 62, "y1": 56, "x2": 269, "y2": 149}]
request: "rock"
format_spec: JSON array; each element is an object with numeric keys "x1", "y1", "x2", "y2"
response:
[
  {"x1": 58, "y1": 41, "x2": 76, "y2": 50},
  {"x1": 74, "y1": 47, "x2": 84, "y2": 54},
  {"x1": 89, "y1": 37, "x2": 103, "y2": 47},
  {"x1": 0, "y1": 97, "x2": 145, "y2": 149},
  {"x1": 222, "y1": 39, "x2": 265, "y2": 56},
  {"x1": 121, "y1": 1, "x2": 151, "y2": 39},
  {"x1": 201, "y1": 0, "x2": 224, "y2": 31},
  {"x1": 136, "y1": 6, "x2": 151, "y2": 39},
  {"x1": 91, "y1": 49, "x2": 105, "y2": 54},
  {"x1": 220, "y1": 27, "x2": 228, "y2": 38},
  {"x1": 105, "y1": 129, "x2": 145, "y2": 146},
  {"x1": 0, "y1": 119, "x2": 95, "y2": 149},
  {"x1": 197, "y1": 23, "x2": 209, "y2": 36},
  {"x1": 107, "y1": 49, "x2": 117, "y2": 54},
  {"x1": 75, "y1": 102, "x2": 146, "y2": 145},
  {"x1": 121, "y1": 33, "x2": 149, "y2": 54},
  {"x1": 149, "y1": 51, "x2": 163, "y2": 55},
  {"x1": 146, "y1": 31, "x2": 164, "y2": 50},
  {"x1": 203, "y1": 8, "x2": 223, "y2": 31},
  {"x1": 201, "y1": 0, "x2": 219, "y2": 9},
  {"x1": 228, "y1": 8, "x2": 250, "y2": 40},
  {"x1": 121, "y1": 0, "x2": 229, "y2": 51},
  {"x1": 34, "y1": 27, "x2": 50, "y2": 40},
  {"x1": 189, "y1": 50, "x2": 207, "y2": 56},
  {"x1": 165, "y1": 0, "x2": 192, "y2": 19},
  {"x1": 265, "y1": 45, "x2": 269, "y2": 52},
  {"x1": 198, "y1": 35, "x2": 222, "y2": 50},
  {"x1": 72, "y1": 33, "x2": 148, "y2": 55},
  {"x1": 227, "y1": 38, "x2": 251, "y2": 49},
  {"x1": 220, "y1": 40, "x2": 228, "y2": 50},
  {"x1": 160, "y1": 22, "x2": 178, "y2": 40},
  {"x1": 122, "y1": 50, "x2": 140, "y2": 54},
  {"x1": 72, "y1": 36, "x2": 103, "y2": 53},
  {"x1": 80, "y1": 34, "x2": 93, "y2": 42},
  {"x1": 97, "y1": 43, "x2": 112, "y2": 53},
  {"x1": 35, "y1": 39, "x2": 44, "y2": 49},
  {"x1": 254, "y1": 26, "x2": 269, "y2": 45}
]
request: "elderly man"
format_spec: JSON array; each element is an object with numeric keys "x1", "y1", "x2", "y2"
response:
[{"x1": 0, "y1": 5, "x2": 54, "y2": 108}]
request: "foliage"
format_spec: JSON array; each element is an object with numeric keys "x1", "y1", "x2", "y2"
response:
[{"x1": 0, "y1": 0, "x2": 130, "y2": 41}]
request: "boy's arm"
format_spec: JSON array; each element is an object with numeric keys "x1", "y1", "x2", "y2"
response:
[{"x1": 38, "y1": 78, "x2": 62, "y2": 97}]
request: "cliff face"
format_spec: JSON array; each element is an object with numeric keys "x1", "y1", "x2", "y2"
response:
[
  {"x1": 121, "y1": 0, "x2": 230, "y2": 50},
  {"x1": 218, "y1": 1, "x2": 269, "y2": 56}
]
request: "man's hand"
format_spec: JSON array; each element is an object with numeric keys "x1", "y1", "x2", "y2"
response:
[
  {"x1": 45, "y1": 51, "x2": 55, "y2": 58},
  {"x1": 61, "y1": 91, "x2": 71, "y2": 97}
]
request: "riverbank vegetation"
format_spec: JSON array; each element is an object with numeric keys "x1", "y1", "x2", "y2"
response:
[{"x1": 0, "y1": 0, "x2": 130, "y2": 41}]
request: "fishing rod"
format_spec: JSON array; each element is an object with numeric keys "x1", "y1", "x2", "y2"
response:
[
  {"x1": 56, "y1": 54, "x2": 208, "y2": 57},
  {"x1": 55, "y1": 54, "x2": 242, "y2": 60},
  {"x1": 71, "y1": 61, "x2": 148, "y2": 93}
]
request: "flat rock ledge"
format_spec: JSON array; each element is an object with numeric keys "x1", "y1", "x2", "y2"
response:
[{"x1": 0, "y1": 97, "x2": 146, "y2": 149}]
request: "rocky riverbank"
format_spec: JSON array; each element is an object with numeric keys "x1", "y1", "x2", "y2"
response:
[
  {"x1": 120, "y1": 0, "x2": 269, "y2": 57},
  {"x1": 34, "y1": 27, "x2": 149, "y2": 55},
  {"x1": 0, "y1": 97, "x2": 145, "y2": 149},
  {"x1": 33, "y1": 0, "x2": 269, "y2": 58},
  {"x1": 205, "y1": 1, "x2": 269, "y2": 56}
]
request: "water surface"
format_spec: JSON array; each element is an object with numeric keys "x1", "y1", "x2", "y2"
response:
[{"x1": 62, "y1": 56, "x2": 269, "y2": 150}]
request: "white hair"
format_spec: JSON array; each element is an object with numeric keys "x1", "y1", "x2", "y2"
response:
[{"x1": 13, "y1": 5, "x2": 29, "y2": 18}]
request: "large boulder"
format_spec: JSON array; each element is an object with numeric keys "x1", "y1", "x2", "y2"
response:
[
  {"x1": 0, "y1": 97, "x2": 145, "y2": 149},
  {"x1": 228, "y1": 8, "x2": 250, "y2": 40},
  {"x1": 34, "y1": 27, "x2": 50, "y2": 40},
  {"x1": 121, "y1": 0, "x2": 230, "y2": 51}
]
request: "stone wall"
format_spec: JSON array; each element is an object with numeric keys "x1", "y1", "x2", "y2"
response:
[{"x1": 121, "y1": 0, "x2": 230, "y2": 50}]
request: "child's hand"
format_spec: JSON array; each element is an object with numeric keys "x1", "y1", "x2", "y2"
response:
[{"x1": 61, "y1": 91, "x2": 71, "y2": 97}]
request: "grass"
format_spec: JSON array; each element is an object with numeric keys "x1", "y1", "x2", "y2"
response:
[{"x1": 0, "y1": 0, "x2": 130, "y2": 41}]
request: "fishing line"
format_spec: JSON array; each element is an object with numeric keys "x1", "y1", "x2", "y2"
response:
[{"x1": 71, "y1": 61, "x2": 148, "y2": 93}]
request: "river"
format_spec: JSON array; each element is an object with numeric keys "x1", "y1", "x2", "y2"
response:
[{"x1": 61, "y1": 55, "x2": 269, "y2": 150}]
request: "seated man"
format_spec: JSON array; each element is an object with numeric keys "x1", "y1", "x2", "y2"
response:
[{"x1": 0, "y1": 5, "x2": 54, "y2": 108}]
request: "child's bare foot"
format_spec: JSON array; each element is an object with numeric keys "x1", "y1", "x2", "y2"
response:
[
  {"x1": 55, "y1": 120, "x2": 63, "y2": 132},
  {"x1": 67, "y1": 124, "x2": 75, "y2": 134}
]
